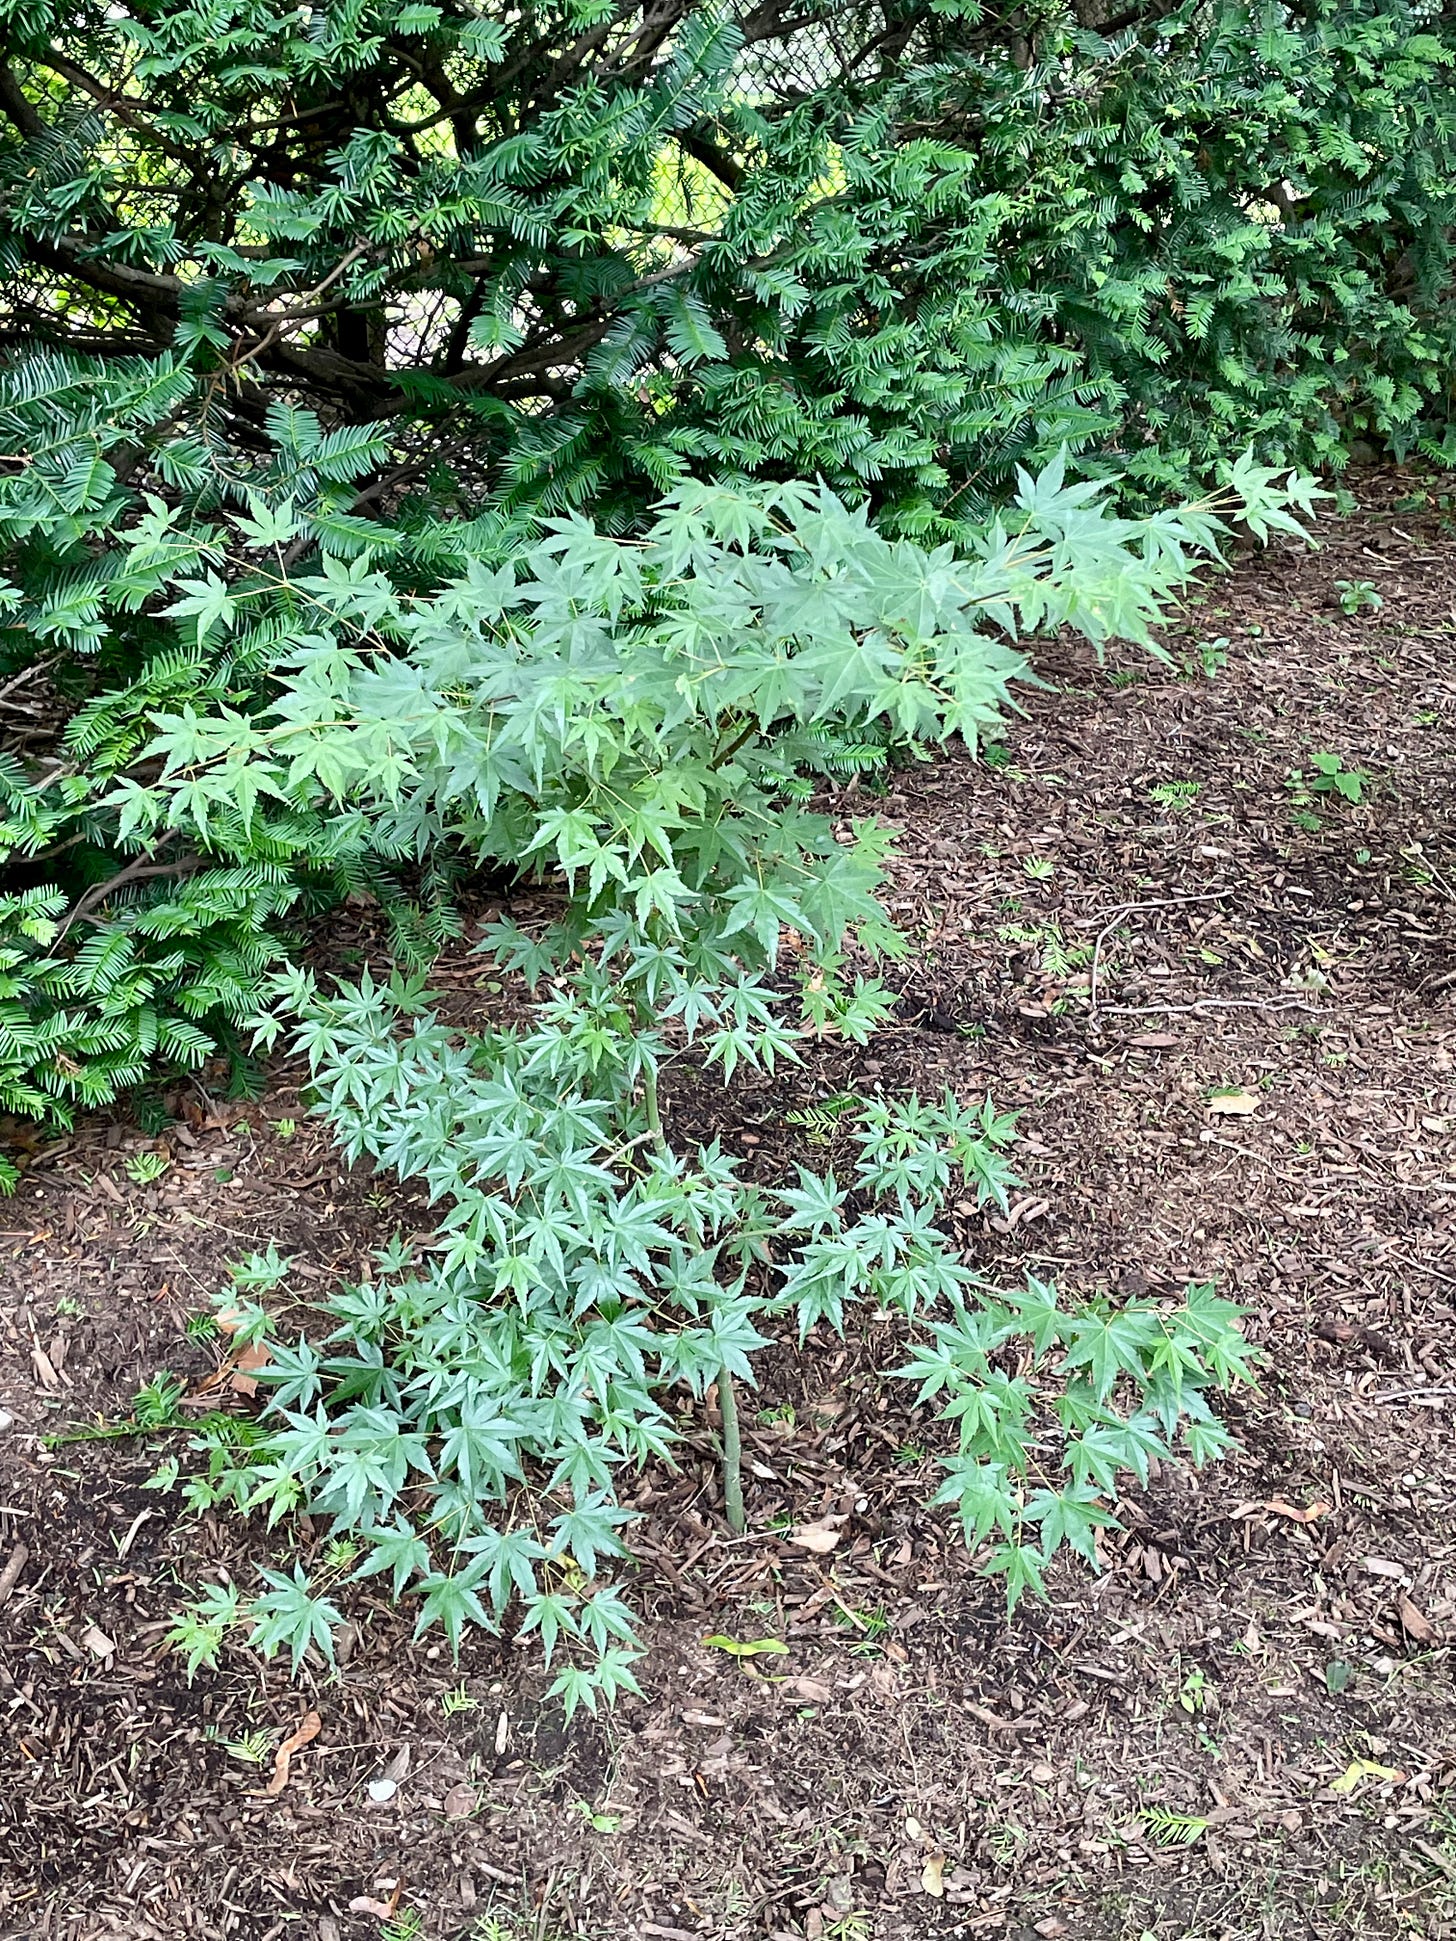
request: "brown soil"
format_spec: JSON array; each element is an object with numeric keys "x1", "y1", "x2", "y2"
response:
[{"x1": 3, "y1": 470, "x2": 1456, "y2": 1941}]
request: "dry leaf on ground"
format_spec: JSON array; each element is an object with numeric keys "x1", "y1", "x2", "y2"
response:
[
  {"x1": 229, "y1": 1338, "x2": 271, "y2": 1397},
  {"x1": 1331, "y1": 1759, "x2": 1403, "y2": 1796},
  {"x1": 702, "y1": 1633, "x2": 788, "y2": 1659},
  {"x1": 258, "y1": 1710, "x2": 322, "y2": 1798},
  {"x1": 1264, "y1": 1498, "x2": 1331, "y2": 1525},
  {"x1": 1399, "y1": 1594, "x2": 1438, "y2": 1643},
  {"x1": 1208, "y1": 1089, "x2": 1260, "y2": 1116},
  {"x1": 787, "y1": 1514, "x2": 847, "y2": 1554}
]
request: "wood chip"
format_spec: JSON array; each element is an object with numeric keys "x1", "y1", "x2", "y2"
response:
[
  {"x1": 0, "y1": 1542, "x2": 29, "y2": 1607},
  {"x1": 1399, "y1": 1594, "x2": 1438, "y2": 1643},
  {"x1": 966, "y1": 1701, "x2": 1037, "y2": 1732}
]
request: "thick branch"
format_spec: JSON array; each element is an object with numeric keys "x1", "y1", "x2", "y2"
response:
[{"x1": 0, "y1": 61, "x2": 45, "y2": 141}]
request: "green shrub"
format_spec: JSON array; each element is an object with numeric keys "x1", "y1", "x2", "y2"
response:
[
  {"x1": 0, "y1": 0, "x2": 1411, "y2": 1698},
  {"x1": 137, "y1": 465, "x2": 1297, "y2": 1696},
  {"x1": 0, "y1": 0, "x2": 1448, "y2": 1109}
]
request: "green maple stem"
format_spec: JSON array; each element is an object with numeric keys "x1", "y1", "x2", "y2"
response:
[
  {"x1": 640, "y1": 1053, "x2": 745, "y2": 1532},
  {"x1": 641, "y1": 1060, "x2": 665, "y2": 1147},
  {"x1": 718, "y1": 1366, "x2": 746, "y2": 1533}
]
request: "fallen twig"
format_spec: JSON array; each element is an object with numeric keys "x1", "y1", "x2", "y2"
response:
[{"x1": 1084, "y1": 889, "x2": 1235, "y2": 1024}]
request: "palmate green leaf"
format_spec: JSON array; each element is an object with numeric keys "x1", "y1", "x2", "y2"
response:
[
  {"x1": 547, "y1": 1648, "x2": 645, "y2": 1724},
  {"x1": 1023, "y1": 1484, "x2": 1116, "y2": 1567},
  {"x1": 930, "y1": 1456, "x2": 1016, "y2": 1548},
  {"x1": 719, "y1": 882, "x2": 811, "y2": 963},
  {"x1": 413, "y1": 1565, "x2": 497, "y2": 1656},
  {"x1": 354, "y1": 1516, "x2": 432, "y2": 1598},
  {"x1": 1171, "y1": 1281, "x2": 1263, "y2": 1388},
  {"x1": 1062, "y1": 1421, "x2": 1130, "y2": 1495},
  {"x1": 548, "y1": 1492, "x2": 635, "y2": 1582},
  {"x1": 1061, "y1": 1306, "x2": 1164, "y2": 1401},
  {"x1": 1183, "y1": 1410, "x2": 1236, "y2": 1467},
  {"x1": 984, "y1": 1540, "x2": 1047, "y2": 1613},
  {"x1": 701, "y1": 1295, "x2": 772, "y2": 1381},
  {"x1": 437, "y1": 1398, "x2": 526, "y2": 1499},
  {"x1": 459, "y1": 1525, "x2": 546, "y2": 1614},
  {"x1": 1003, "y1": 1275, "x2": 1063, "y2": 1360},
  {"x1": 247, "y1": 1565, "x2": 342, "y2": 1676},
  {"x1": 577, "y1": 1586, "x2": 639, "y2": 1654},
  {"x1": 166, "y1": 1580, "x2": 242, "y2": 1683},
  {"x1": 518, "y1": 1589, "x2": 580, "y2": 1667}
]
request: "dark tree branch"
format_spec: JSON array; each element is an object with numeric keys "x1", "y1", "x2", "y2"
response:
[{"x1": 0, "y1": 61, "x2": 46, "y2": 140}]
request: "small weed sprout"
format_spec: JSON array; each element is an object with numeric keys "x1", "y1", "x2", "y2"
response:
[
  {"x1": 1288, "y1": 751, "x2": 1369, "y2": 826},
  {"x1": 124, "y1": 1150, "x2": 171, "y2": 1186},
  {"x1": 1147, "y1": 779, "x2": 1203, "y2": 814}
]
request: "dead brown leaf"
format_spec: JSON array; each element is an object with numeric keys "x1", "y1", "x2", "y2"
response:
[
  {"x1": 347, "y1": 1895, "x2": 401, "y2": 1921},
  {"x1": 229, "y1": 1337, "x2": 271, "y2": 1398},
  {"x1": 257, "y1": 1709, "x2": 321, "y2": 1798},
  {"x1": 1399, "y1": 1594, "x2": 1438, "y2": 1644},
  {"x1": 1264, "y1": 1498, "x2": 1331, "y2": 1525},
  {"x1": 787, "y1": 1514, "x2": 847, "y2": 1554},
  {"x1": 1207, "y1": 1089, "x2": 1260, "y2": 1116},
  {"x1": 442, "y1": 1783, "x2": 477, "y2": 1819},
  {"x1": 791, "y1": 1675, "x2": 835, "y2": 1703}
]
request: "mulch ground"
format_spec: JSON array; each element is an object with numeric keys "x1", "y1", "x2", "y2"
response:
[{"x1": 2, "y1": 469, "x2": 1456, "y2": 1941}]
